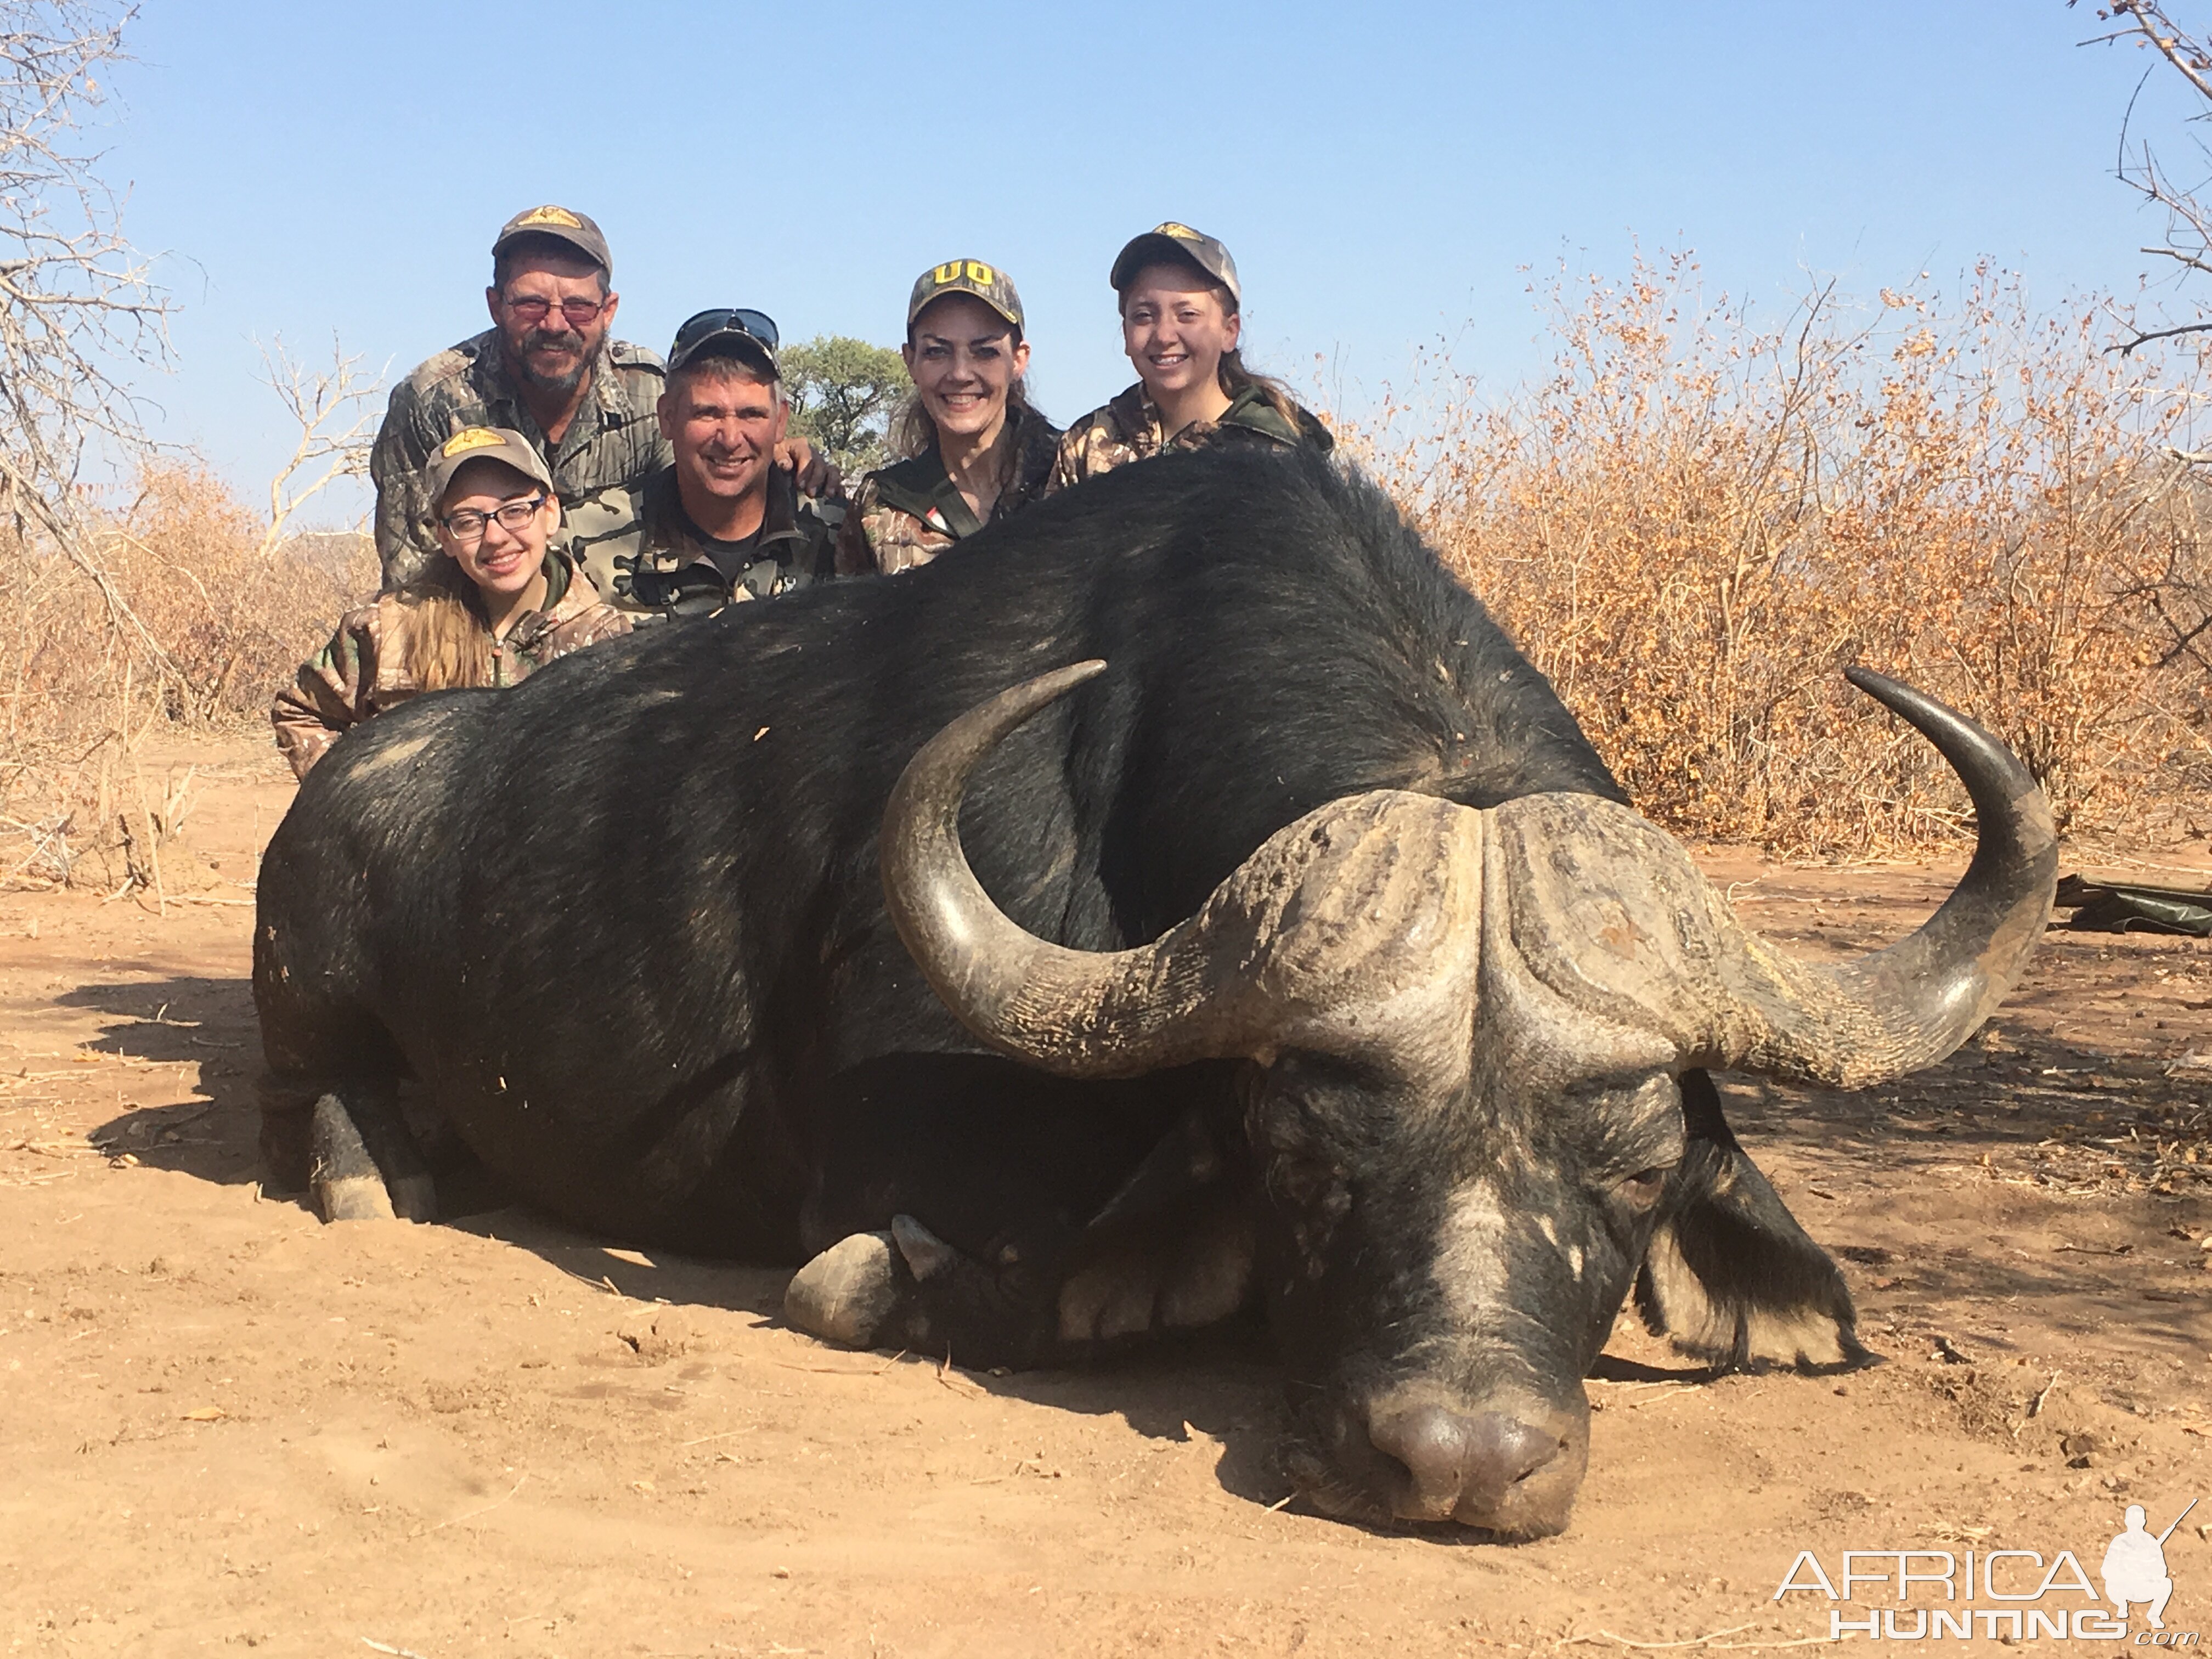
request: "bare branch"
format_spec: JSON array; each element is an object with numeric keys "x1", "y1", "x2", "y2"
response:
[
  {"x1": 187, "y1": 334, "x2": 385, "y2": 718},
  {"x1": 2098, "y1": 2, "x2": 2212, "y2": 104},
  {"x1": 0, "y1": 2, "x2": 178, "y2": 698},
  {"x1": 2141, "y1": 241, "x2": 2212, "y2": 276},
  {"x1": 250, "y1": 332, "x2": 383, "y2": 559},
  {"x1": 2107, "y1": 316, "x2": 2212, "y2": 354}
]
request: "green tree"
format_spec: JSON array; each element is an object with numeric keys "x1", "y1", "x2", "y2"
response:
[{"x1": 781, "y1": 335, "x2": 911, "y2": 476}]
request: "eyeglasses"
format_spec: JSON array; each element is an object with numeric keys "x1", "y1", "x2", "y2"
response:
[
  {"x1": 440, "y1": 494, "x2": 549, "y2": 543},
  {"x1": 670, "y1": 307, "x2": 780, "y2": 358},
  {"x1": 502, "y1": 294, "x2": 610, "y2": 328}
]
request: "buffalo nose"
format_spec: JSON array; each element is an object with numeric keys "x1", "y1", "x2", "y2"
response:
[{"x1": 1366, "y1": 1404, "x2": 1560, "y2": 1522}]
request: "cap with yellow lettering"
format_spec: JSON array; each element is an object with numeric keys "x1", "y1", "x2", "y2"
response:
[
  {"x1": 1109, "y1": 222, "x2": 1240, "y2": 305},
  {"x1": 422, "y1": 426, "x2": 555, "y2": 511},
  {"x1": 906, "y1": 257, "x2": 1025, "y2": 336},
  {"x1": 491, "y1": 204, "x2": 613, "y2": 276}
]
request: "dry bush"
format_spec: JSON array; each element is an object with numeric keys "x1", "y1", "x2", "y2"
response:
[
  {"x1": 0, "y1": 329, "x2": 376, "y2": 890},
  {"x1": 0, "y1": 464, "x2": 373, "y2": 887},
  {"x1": 1338, "y1": 253, "x2": 2212, "y2": 856},
  {"x1": 95, "y1": 464, "x2": 374, "y2": 724},
  {"x1": 0, "y1": 5, "x2": 376, "y2": 893}
]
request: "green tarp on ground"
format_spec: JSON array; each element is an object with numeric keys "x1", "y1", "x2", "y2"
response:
[{"x1": 2054, "y1": 872, "x2": 2212, "y2": 937}]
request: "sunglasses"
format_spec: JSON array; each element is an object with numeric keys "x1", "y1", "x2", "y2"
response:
[
  {"x1": 671, "y1": 307, "x2": 781, "y2": 358},
  {"x1": 502, "y1": 294, "x2": 610, "y2": 328}
]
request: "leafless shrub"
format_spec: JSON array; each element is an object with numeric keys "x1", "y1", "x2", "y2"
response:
[
  {"x1": 0, "y1": 2, "x2": 173, "y2": 679},
  {"x1": 0, "y1": 304, "x2": 379, "y2": 886}
]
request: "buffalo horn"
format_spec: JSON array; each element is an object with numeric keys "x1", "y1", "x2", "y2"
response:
[
  {"x1": 1707, "y1": 668, "x2": 2058, "y2": 1088},
  {"x1": 881, "y1": 661, "x2": 1249, "y2": 1076}
]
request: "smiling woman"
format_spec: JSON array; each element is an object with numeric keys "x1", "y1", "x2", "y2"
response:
[
  {"x1": 270, "y1": 427, "x2": 631, "y2": 777},
  {"x1": 837, "y1": 258, "x2": 1063, "y2": 576},
  {"x1": 1044, "y1": 222, "x2": 1331, "y2": 494}
]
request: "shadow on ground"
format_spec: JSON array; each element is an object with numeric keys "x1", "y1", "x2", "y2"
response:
[{"x1": 64, "y1": 974, "x2": 262, "y2": 1191}]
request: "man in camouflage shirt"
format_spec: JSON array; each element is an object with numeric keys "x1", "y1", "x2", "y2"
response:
[
  {"x1": 566, "y1": 308, "x2": 839, "y2": 619},
  {"x1": 370, "y1": 205, "x2": 670, "y2": 590}
]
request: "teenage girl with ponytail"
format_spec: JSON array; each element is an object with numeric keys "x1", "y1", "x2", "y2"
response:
[{"x1": 1045, "y1": 221, "x2": 1330, "y2": 493}]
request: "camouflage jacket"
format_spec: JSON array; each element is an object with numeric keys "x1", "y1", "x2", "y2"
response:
[
  {"x1": 271, "y1": 552, "x2": 629, "y2": 778},
  {"x1": 836, "y1": 405, "x2": 1062, "y2": 576},
  {"x1": 371, "y1": 329, "x2": 672, "y2": 589},
  {"x1": 1043, "y1": 381, "x2": 1333, "y2": 495},
  {"x1": 564, "y1": 463, "x2": 843, "y2": 620}
]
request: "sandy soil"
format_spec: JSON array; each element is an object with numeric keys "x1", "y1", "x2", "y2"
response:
[{"x1": 2, "y1": 734, "x2": 2208, "y2": 1658}]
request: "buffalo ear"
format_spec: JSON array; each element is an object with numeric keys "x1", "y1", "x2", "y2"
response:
[{"x1": 1633, "y1": 1070, "x2": 1875, "y2": 1373}]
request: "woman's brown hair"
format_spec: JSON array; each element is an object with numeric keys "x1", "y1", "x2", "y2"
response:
[
  {"x1": 888, "y1": 375, "x2": 1040, "y2": 465},
  {"x1": 396, "y1": 556, "x2": 494, "y2": 692},
  {"x1": 1215, "y1": 342, "x2": 1301, "y2": 426}
]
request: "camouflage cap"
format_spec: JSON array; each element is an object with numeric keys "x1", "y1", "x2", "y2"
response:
[
  {"x1": 492, "y1": 205, "x2": 613, "y2": 276},
  {"x1": 906, "y1": 258, "x2": 1025, "y2": 336},
  {"x1": 1109, "y1": 222, "x2": 1240, "y2": 305},
  {"x1": 422, "y1": 426, "x2": 555, "y2": 511}
]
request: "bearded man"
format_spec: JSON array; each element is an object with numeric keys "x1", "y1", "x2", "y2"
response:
[{"x1": 369, "y1": 205, "x2": 672, "y2": 590}]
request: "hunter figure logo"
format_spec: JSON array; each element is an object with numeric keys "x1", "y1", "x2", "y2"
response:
[
  {"x1": 1774, "y1": 1498, "x2": 2199, "y2": 1643},
  {"x1": 2106, "y1": 1502, "x2": 2194, "y2": 1631}
]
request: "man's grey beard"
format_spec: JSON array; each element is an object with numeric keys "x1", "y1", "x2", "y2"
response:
[{"x1": 513, "y1": 329, "x2": 590, "y2": 396}]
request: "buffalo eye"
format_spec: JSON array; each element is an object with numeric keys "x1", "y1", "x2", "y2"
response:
[
  {"x1": 1271, "y1": 1149, "x2": 1345, "y2": 1212},
  {"x1": 1616, "y1": 1167, "x2": 1671, "y2": 1211}
]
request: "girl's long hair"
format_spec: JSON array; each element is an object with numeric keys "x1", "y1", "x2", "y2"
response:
[
  {"x1": 396, "y1": 556, "x2": 494, "y2": 691},
  {"x1": 1212, "y1": 290, "x2": 1300, "y2": 424},
  {"x1": 1215, "y1": 341, "x2": 1302, "y2": 425}
]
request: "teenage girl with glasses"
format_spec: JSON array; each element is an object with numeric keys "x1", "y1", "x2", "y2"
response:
[{"x1": 274, "y1": 427, "x2": 631, "y2": 777}]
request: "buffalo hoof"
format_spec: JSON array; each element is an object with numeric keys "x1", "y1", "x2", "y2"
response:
[
  {"x1": 785, "y1": 1231, "x2": 901, "y2": 1346},
  {"x1": 309, "y1": 1094, "x2": 398, "y2": 1223}
]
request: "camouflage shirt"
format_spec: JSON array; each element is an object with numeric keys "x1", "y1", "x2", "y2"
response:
[
  {"x1": 271, "y1": 552, "x2": 630, "y2": 778},
  {"x1": 1043, "y1": 381, "x2": 1333, "y2": 495},
  {"x1": 836, "y1": 405, "x2": 1062, "y2": 576},
  {"x1": 371, "y1": 329, "x2": 672, "y2": 589},
  {"x1": 564, "y1": 463, "x2": 843, "y2": 620}
]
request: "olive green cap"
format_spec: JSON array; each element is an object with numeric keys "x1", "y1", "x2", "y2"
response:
[
  {"x1": 492, "y1": 204, "x2": 612, "y2": 276},
  {"x1": 1109, "y1": 222, "x2": 1240, "y2": 304},
  {"x1": 907, "y1": 257, "x2": 1025, "y2": 335},
  {"x1": 423, "y1": 426, "x2": 554, "y2": 511}
]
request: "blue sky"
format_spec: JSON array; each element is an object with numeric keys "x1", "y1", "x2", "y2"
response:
[{"x1": 99, "y1": 2, "x2": 2199, "y2": 522}]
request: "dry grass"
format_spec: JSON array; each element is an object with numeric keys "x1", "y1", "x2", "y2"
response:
[
  {"x1": 0, "y1": 462, "x2": 372, "y2": 887},
  {"x1": 1335, "y1": 254, "x2": 2212, "y2": 857}
]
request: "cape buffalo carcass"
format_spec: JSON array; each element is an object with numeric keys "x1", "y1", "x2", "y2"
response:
[{"x1": 253, "y1": 445, "x2": 2055, "y2": 1539}]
